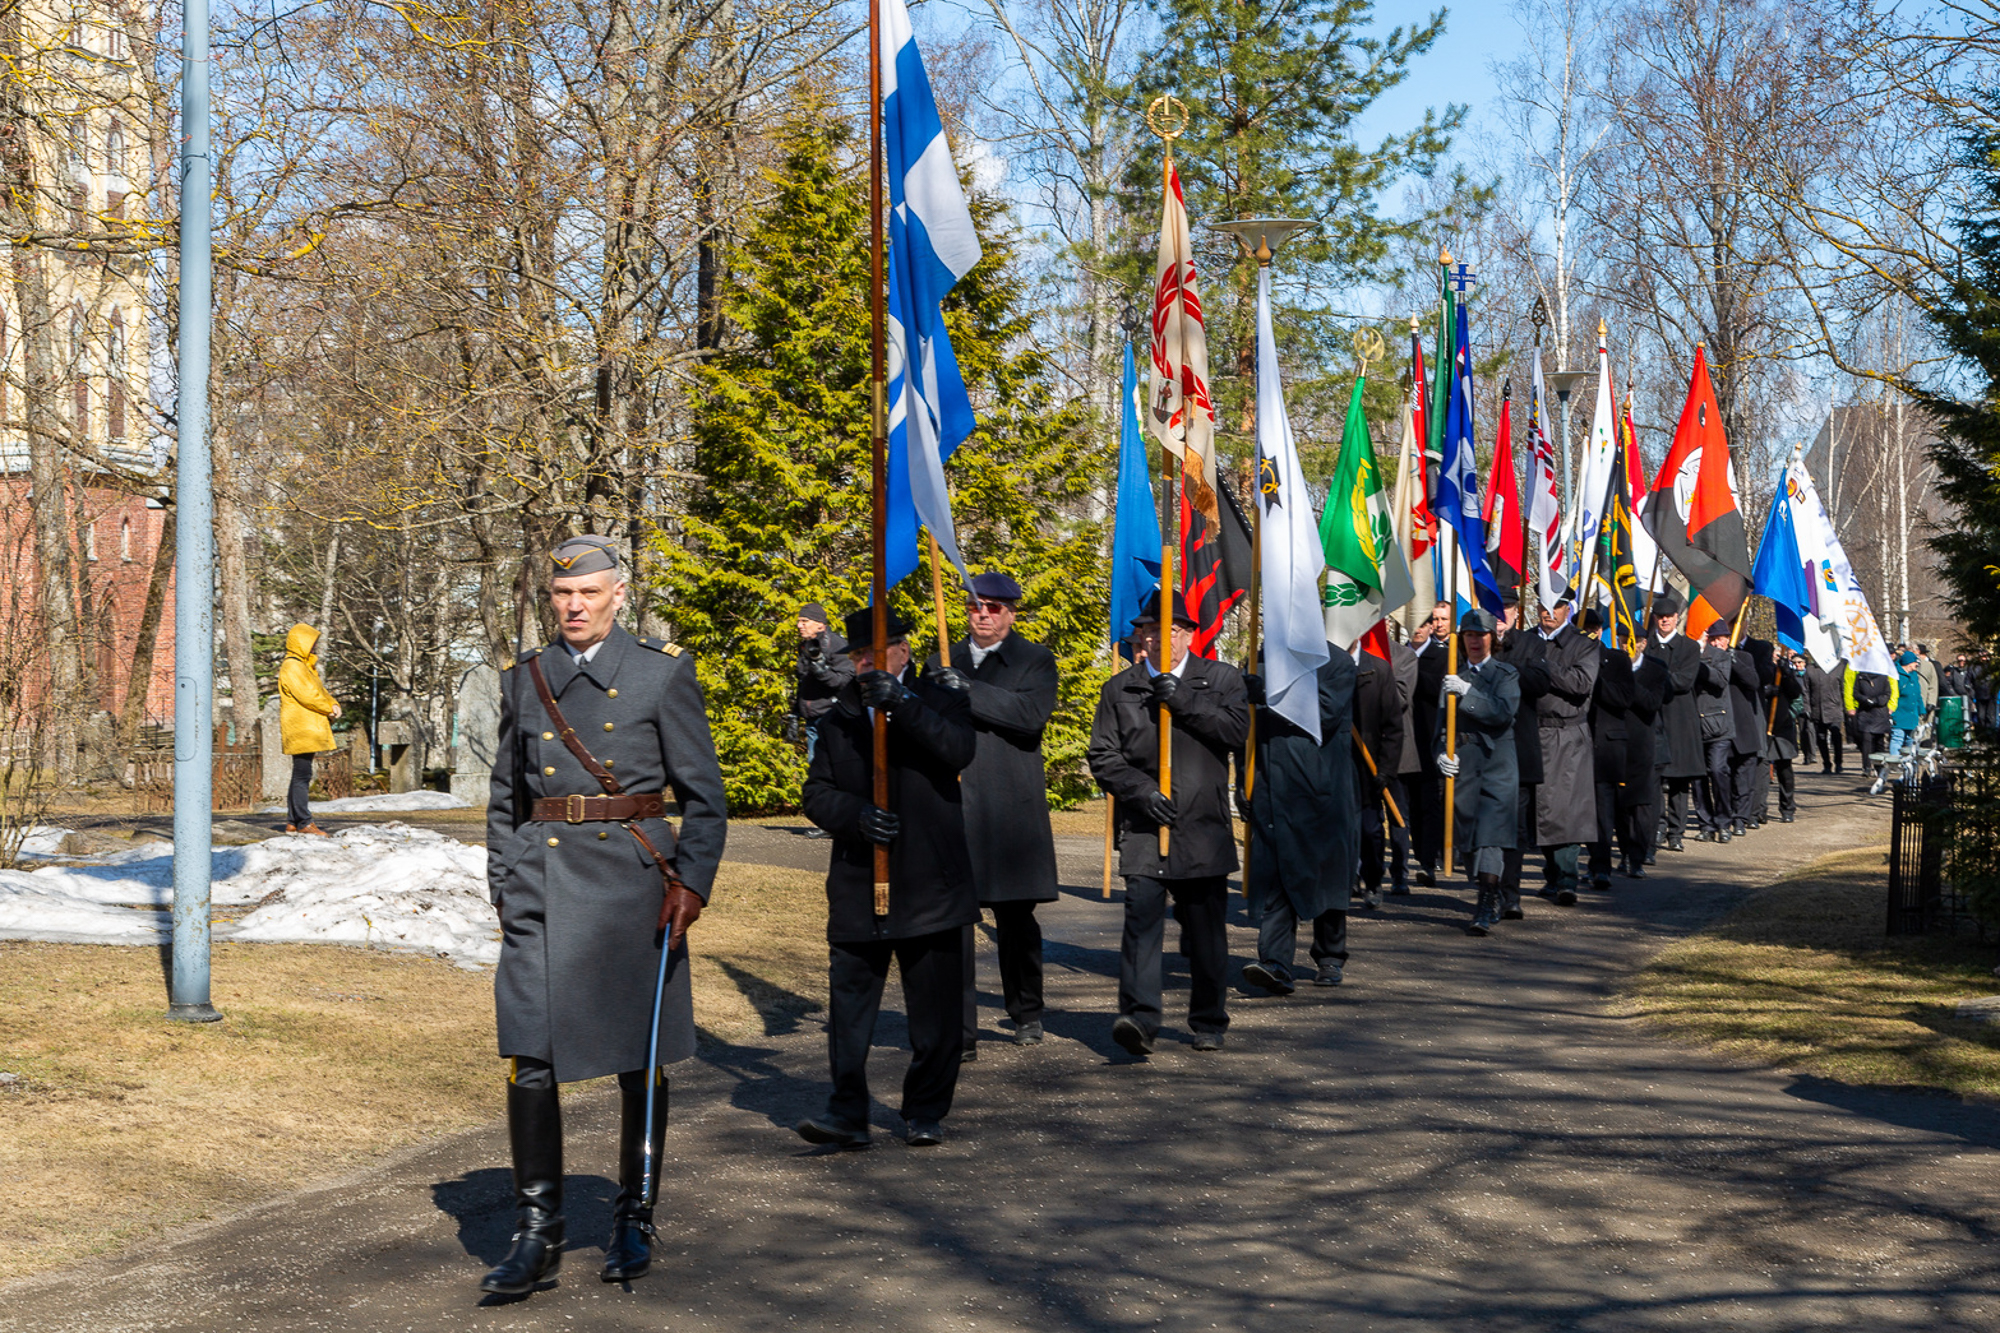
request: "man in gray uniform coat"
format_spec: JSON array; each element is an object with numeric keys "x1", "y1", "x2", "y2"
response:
[
  {"x1": 944, "y1": 571, "x2": 1060, "y2": 1055},
  {"x1": 1435, "y1": 609, "x2": 1521, "y2": 936},
  {"x1": 484, "y1": 535, "x2": 728, "y2": 1295}
]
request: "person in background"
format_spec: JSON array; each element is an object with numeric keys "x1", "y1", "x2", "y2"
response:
[
  {"x1": 1806, "y1": 655, "x2": 1848, "y2": 775},
  {"x1": 279, "y1": 623, "x2": 342, "y2": 836},
  {"x1": 1890, "y1": 649, "x2": 1924, "y2": 761},
  {"x1": 1407, "y1": 602, "x2": 1452, "y2": 885},
  {"x1": 1846, "y1": 661, "x2": 1896, "y2": 796},
  {"x1": 1581, "y1": 608, "x2": 1635, "y2": 891},
  {"x1": 1644, "y1": 594, "x2": 1704, "y2": 853},
  {"x1": 1914, "y1": 643, "x2": 1940, "y2": 724},
  {"x1": 1762, "y1": 651, "x2": 1805, "y2": 824}
]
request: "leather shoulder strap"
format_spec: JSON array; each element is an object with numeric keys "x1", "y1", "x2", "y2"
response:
[{"x1": 526, "y1": 655, "x2": 624, "y2": 796}]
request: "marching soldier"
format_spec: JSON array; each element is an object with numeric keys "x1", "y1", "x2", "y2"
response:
[
  {"x1": 483, "y1": 535, "x2": 728, "y2": 1295},
  {"x1": 1644, "y1": 593, "x2": 1704, "y2": 851},
  {"x1": 799, "y1": 609, "x2": 978, "y2": 1149},
  {"x1": 1435, "y1": 609, "x2": 1521, "y2": 935},
  {"x1": 1087, "y1": 592, "x2": 1249, "y2": 1055},
  {"x1": 943, "y1": 571, "x2": 1061, "y2": 1055},
  {"x1": 1492, "y1": 595, "x2": 1550, "y2": 918},
  {"x1": 1582, "y1": 608, "x2": 1636, "y2": 890}
]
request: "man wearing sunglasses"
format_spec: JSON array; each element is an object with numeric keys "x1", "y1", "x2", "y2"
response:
[{"x1": 939, "y1": 571, "x2": 1061, "y2": 1056}]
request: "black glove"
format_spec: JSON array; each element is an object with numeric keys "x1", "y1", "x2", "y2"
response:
[
  {"x1": 784, "y1": 716, "x2": 801, "y2": 744},
  {"x1": 929, "y1": 667, "x2": 970, "y2": 692},
  {"x1": 1142, "y1": 790, "x2": 1177, "y2": 827},
  {"x1": 1147, "y1": 673, "x2": 1180, "y2": 708},
  {"x1": 1243, "y1": 673, "x2": 1265, "y2": 707},
  {"x1": 858, "y1": 670, "x2": 910, "y2": 711},
  {"x1": 857, "y1": 805, "x2": 900, "y2": 845}
]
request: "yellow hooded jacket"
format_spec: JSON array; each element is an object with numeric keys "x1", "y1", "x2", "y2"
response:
[{"x1": 279, "y1": 624, "x2": 339, "y2": 755}]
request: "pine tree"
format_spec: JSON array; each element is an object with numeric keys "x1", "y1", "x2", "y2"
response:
[
  {"x1": 1915, "y1": 101, "x2": 2000, "y2": 641},
  {"x1": 657, "y1": 117, "x2": 1110, "y2": 811}
]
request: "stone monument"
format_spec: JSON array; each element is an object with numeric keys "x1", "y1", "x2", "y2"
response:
[{"x1": 452, "y1": 664, "x2": 503, "y2": 802}]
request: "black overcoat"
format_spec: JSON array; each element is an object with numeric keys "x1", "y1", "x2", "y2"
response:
[
  {"x1": 1088, "y1": 655, "x2": 1249, "y2": 880},
  {"x1": 1723, "y1": 644, "x2": 1764, "y2": 757},
  {"x1": 945, "y1": 634, "x2": 1060, "y2": 904},
  {"x1": 488, "y1": 626, "x2": 729, "y2": 1083},
  {"x1": 1412, "y1": 638, "x2": 1449, "y2": 777},
  {"x1": 1245, "y1": 647, "x2": 1356, "y2": 922},
  {"x1": 803, "y1": 669, "x2": 979, "y2": 943},
  {"x1": 1767, "y1": 660, "x2": 1805, "y2": 760},
  {"x1": 1534, "y1": 624, "x2": 1600, "y2": 845},
  {"x1": 1355, "y1": 648, "x2": 1406, "y2": 784},
  {"x1": 1805, "y1": 661, "x2": 1847, "y2": 727},
  {"x1": 1646, "y1": 631, "x2": 1705, "y2": 779},
  {"x1": 1850, "y1": 669, "x2": 1892, "y2": 736},
  {"x1": 1493, "y1": 628, "x2": 1551, "y2": 786},
  {"x1": 1589, "y1": 645, "x2": 1637, "y2": 786},
  {"x1": 1389, "y1": 640, "x2": 1422, "y2": 777},
  {"x1": 1625, "y1": 654, "x2": 1669, "y2": 807}
]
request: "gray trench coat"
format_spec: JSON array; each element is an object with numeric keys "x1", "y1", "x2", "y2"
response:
[
  {"x1": 487, "y1": 627, "x2": 729, "y2": 1083},
  {"x1": 1534, "y1": 624, "x2": 1601, "y2": 846},
  {"x1": 1438, "y1": 655, "x2": 1521, "y2": 853}
]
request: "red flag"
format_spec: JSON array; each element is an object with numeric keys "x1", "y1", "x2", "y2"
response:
[
  {"x1": 1407, "y1": 325, "x2": 1436, "y2": 558},
  {"x1": 1179, "y1": 488, "x2": 1230, "y2": 657},
  {"x1": 1642, "y1": 347, "x2": 1753, "y2": 636},
  {"x1": 1481, "y1": 386, "x2": 1524, "y2": 595}
]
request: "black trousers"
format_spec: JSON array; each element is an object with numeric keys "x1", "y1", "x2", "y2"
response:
[
  {"x1": 1701, "y1": 739, "x2": 1735, "y2": 832},
  {"x1": 1814, "y1": 722, "x2": 1844, "y2": 771},
  {"x1": 1751, "y1": 757, "x2": 1770, "y2": 821},
  {"x1": 1857, "y1": 728, "x2": 1889, "y2": 775},
  {"x1": 1589, "y1": 778, "x2": 1619, "y2": 876},
  {"x1": 1797, "y1": 723, "x2": 1815, "y2": 766},
  {"x1": 1359, "y1": 781, "x2": 1409, "y2": 889},
  {"x1": 1410, "y1": 773, "x2": 1445, "y2": 873},
  {"x1": 287, "y1": 753, "x2": 314, "y2": 828},
  {"x1": 827, "y1": 929, "x2": 963, "y2": 1127},
  {"x1": 1501, "y1": 785, "x2": 1538, "y2": 892},
  {"x1": 1772, "y1": 759, "x2": 1795, "y2": 817},
  {"x1": 961, "y1": 901, "x2": 1044, "y2": 1045},
  {"x1": 1255, "y1": 895, "x2": 1347, "y2": 978},
  {"x1": 1120, "y1": 875, "x2": 1229, "y2": 1041},
  {"x1": 1659, "y1": 776, "x2": 1693, "y2": 843}
]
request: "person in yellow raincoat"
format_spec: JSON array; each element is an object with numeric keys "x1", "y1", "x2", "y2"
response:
[{"x1": 278, "y1": 623, "x2": 342, "y2": 834}]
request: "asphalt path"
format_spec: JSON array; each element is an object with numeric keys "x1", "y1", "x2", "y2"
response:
[{"x1": 7, "y1": 771, "x2": 1999, "y2": 1331}]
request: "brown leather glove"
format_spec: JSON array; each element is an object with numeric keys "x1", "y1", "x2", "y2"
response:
[{"x1": 658, "y1": 881, "x2": 703, "y2": 951}]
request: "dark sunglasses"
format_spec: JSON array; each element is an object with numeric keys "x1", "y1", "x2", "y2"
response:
[{"x1": 968, "y1": 600, "x2": 1013, "y2": 613}]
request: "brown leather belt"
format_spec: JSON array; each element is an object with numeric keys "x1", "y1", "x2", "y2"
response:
[{"x1": 530, "y1": 793, "x2": 666, "y2": 824}]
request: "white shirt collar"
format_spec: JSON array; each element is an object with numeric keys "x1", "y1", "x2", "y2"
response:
[
  {"x1": 1142, "y1": 653, "x2": 1192, "y2": 679},
  {"x1": 968, "y1": 633, "x2": 1006, "y2": 669},
  {"x1": 564, "y1": 637, "x2": 606, "y2": 663}
]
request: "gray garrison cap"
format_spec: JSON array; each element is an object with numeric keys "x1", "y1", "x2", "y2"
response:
[{"x1": 551, "y1": 534, "x2": 621, "y2": 578}]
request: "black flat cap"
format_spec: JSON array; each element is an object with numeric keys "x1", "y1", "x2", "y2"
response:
[
  {"x1": 1130, "y1": 589, "x2": 1197, "y2": 630},
  {"x1": 843, "y1": 607, "x2": 913, "y2": 645},
  {"x1": 968, "y1": 571, "x2": 1023, "y2": 603}
]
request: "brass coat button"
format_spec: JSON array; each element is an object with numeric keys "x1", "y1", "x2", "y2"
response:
[
  {"x1": 542, "y1": 731, "x2": 554, "y2": 741},
  {"x1": 543, "y1": 766, "x2": 556, "y2": 776},
  {"x1": 607, "y1": 689, "x2": 618, "y2": 698},
  {"x1": 546, "y1": 836, "x2": 560, "y2": 847},
  {"x1": 603, "y1": 759, "x2": 615, "y2": 768},
  {"x1": 603, "y1": 722, "x2": 615, "y2": 732},
  {"x1": 598, "y1": 830, "x2": 609, "y2": 840}
]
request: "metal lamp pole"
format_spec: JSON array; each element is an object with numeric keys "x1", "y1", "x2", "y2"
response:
[{"x1": 168, "y1": 0, "x2": 219, "y2": 1023}]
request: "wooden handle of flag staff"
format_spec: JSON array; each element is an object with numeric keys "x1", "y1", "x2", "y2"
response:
[
  {"x1": 1352, "y1": 735, "x2": 1405, "y2": 828},
  {"x1": 1102, "y1": 796, "x2": 1116, "y2": 899},
  {"x1": 1158, "y1": 384, "x2": 1176, "y2": 862},
  {"x1": 868, "y1": 0, "x2": 891, "y2": 918},
  {"x1": 1443, "y1": 630, "x2": 1459, "y2": 875},
  {"x1": 1728, "y1": 595, "x2": 1752, "y2": 648},
  {"x1": 926, "y1": 531, "x2": 954, "y2": 672}
]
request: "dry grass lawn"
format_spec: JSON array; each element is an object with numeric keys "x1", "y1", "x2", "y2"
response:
[
  {"x1": 1618, "y1": 845, "x2": 2000, "y2": 1099},
  {"x1": 0, "y1": 860, "x2": 829, "y2": 1283}
]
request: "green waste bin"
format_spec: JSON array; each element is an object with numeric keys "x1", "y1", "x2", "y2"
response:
[{"x1": 1940, "y1": 693, "x2": 1967, "y2": 749}]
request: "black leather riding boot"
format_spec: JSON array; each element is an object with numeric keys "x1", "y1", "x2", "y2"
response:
[
  {"x1": 1468, "y1": 874, "x2": 1500, "y2": 936},
  {"x1": 480, "y1": 1082, "x2": 565, "y2": 1295},
  {"x1": 602, "y1": 1073, "x2": 668, "y2": 1282}
]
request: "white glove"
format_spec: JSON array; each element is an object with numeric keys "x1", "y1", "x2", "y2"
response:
[
  {"x1": 1443, "y1": 673, "x2": 1472, "y2": 697},
  {"x1": 1437, "y1": 752, "x2": 1461, "y2": 777}
]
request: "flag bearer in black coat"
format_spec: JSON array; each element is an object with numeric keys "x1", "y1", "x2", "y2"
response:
[
  {"x1": 1240, "y1": 644, "x2": 1357, "y2": 994},
  {"x1": 483, "y1": 537, "x2": 728, "y2": 1295},
  {"x1": 1087, "y1": 592, "x2": 1250, "y2": 1056},
  {"x1": 1644, "y1": 593, "x2": 1704, "y2": 851},
  {"x1": 1624, "y1": 649, "x2": 1670, "y2": 874},
  {"x1": 1532, "y1": 597, "x2": 1600, "y2": 905},
  {"x1": 1353, "y1": 645, "x2": 1406, "y2": 910},
  {"x1": 1492, "y1": 595, "x2": 1551, "y2": 919},
  {"x1": 1408, "y1": 603, "x2": 1453, "y2": 883},
  {"x1": 1582, "y1": 608, "x2": 1636, "y2": 890},
  {"x1": 1739, "y1": 636, "x2": 1779, "y2": 829},
  {"x1": 943, "y1": 571, "x2": 1060, "y2": 1056},
  {"x1": 1764, "y1": 650, "x2": 1805, "y2": 822},
  {"x1": 1806, "y1": 657, "x2": 1847, "y2": 773},
  {"x1": 798, "y1": 610, "x2": 979, "y2": 1150}
]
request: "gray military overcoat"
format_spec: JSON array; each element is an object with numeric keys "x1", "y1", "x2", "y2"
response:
[
  {"x1": 487, "y1": 626, "x2": 729, "y2": 1083},
  {"x1": 1534, "y1": 624, "x2": 1601, "y2": 846},
  {"x1": 1437, "y1": 655, "x2": 1521, "y2": 853}
]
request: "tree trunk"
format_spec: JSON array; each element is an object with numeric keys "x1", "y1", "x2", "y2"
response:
[
  {"x1": 117, "y1": 499, "x2": 175, "y2": 750},
  {"x1": 210, "y1": 423, "x2": 260, "y2": 742}
]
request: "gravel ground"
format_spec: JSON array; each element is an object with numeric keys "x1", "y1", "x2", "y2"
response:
[{"x1": 6, "y1": 770, "x2": 1998, "y2": 1332}]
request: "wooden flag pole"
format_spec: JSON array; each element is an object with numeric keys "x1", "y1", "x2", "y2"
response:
[
  {"x1": 1158, "y1": 402, "x2": 1176, "y2": 861},
  {"x1": 867, "y1": 0, "x2": 891, "y2": 917},
  {"x1": 1352, "y1": 734, "x2": 1405, "y2": 827},
  {"x1": 1729, "y1": 594, "x2": 1752, "y2": 648},
  {"x1": 1102, "y1": 796, "x2": 1116, "y2": 899},
  {"x1": 926, "y1": 531, "x2": 954, "y2": 671}
]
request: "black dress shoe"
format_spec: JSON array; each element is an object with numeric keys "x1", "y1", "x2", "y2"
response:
[
  {"x1": 1388, "y1": 880, "x2": 1412, "y2": 896},
  {"x1": 1414, "y1": 868, "x2": 1435, "y2": 886},
  {"x1": 1554, "y1": 886, "x2": 1578, "y2": 906},
  {"x1": 795, "y1": 1117, "x2": 870, "y2": 1150},
  {"x1": 1779, "y1": 813, "x2": 1794, "y2": 823},
  {"x1": 1241, "y1": 962, "x2": 1296, "y2": 995},
  {"x1": 1627, "y1": 862, "x2": 1647, "y2": 879},
  {"x1": 1717, "y1": 830, "x2": 1732, "y2": 844},
  {"x1": 1592, "y1": 875, "x2": 1612, "y2": 891},
  {"x1": 961, "y1": 1042, "x2": 978, "y2": 1062},
  {"x1": 1190, "y1": 1030, "x2": 1225, "y2": 1052},
  {"x1": 1361, "y1": 887, "x2": 1382, "y2": 910},
  {"x1": 1665, "y1": 837, "x2": 1683, "y2": 853},
  {"x1": 1012, "y1": 1021, "x2": 1044, "y2": 1045},
  {"x1": 905, "y1": 1118, "x2": 945, "y2": 1147},
  {"x1": 1111, "y1": 1015, "x2": 1154, "y2": 1056}
]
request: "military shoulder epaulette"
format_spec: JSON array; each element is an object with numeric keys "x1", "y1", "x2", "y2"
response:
[
  {"x1": 640, "y1": 637, "x2": 684, "y2": 658},
  {"x1": 504, "y1": 645, "x2": 546, "y2": 672}
]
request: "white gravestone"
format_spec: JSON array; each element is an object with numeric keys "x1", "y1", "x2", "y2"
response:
[{"x1": 451, "y1": 664, "x2": 503, "y2": 802}]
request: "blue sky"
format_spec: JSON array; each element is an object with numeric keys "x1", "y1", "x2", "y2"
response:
[{"x1": 1353, "y1": 2, "x2": 1515, "y2": 149}]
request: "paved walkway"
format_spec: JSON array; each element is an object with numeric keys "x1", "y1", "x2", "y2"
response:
[{"x1": 7, "y1": 773, "x2": 1999, "y2": 1331}]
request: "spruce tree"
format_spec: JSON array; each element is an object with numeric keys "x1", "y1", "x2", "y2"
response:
[
  {"x1": 1916, "y1": 101, "x2": 2000, "y2": 641},
  {"x1": 658, "y1": 117, "x2": 1109, "y2": 812}
]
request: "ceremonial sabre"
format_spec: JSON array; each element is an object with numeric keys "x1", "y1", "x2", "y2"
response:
[{"x1": 640, "y1": 926, "x2": 672, "y2": 1209}]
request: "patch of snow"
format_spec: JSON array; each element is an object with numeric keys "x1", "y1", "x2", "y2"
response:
[
  {"x1": 16, "y1": 826, "x2": 73, "y2": 856},
  {"x1": 258, "y1": 790, "x2": 472, "y2": 814},
  {"x1": 0, "y1": 823, "x2": 497, "y2": 965}
]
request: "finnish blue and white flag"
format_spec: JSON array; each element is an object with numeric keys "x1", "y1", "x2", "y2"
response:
[{"x1": 881, "y1": 0, "x2": 981, "y2": 590}]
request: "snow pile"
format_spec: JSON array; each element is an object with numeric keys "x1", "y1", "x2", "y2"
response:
[
  {"x1": 0, "y1": 824, "x2": 498, "y2": 966},
  {"x1": 231, "y1": 825, "x2": 497, "y2": 964},
  {"x1": 258, "y1": 789, "x2": 473, "y2": 814},
  {"x1": 16, "y1": 826, "x2": 73, "y2": 856}
]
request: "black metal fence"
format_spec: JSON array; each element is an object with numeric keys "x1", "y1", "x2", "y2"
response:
[{"x1": 1886, "y1": 771, "x2": 1975, "y2": 934}]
